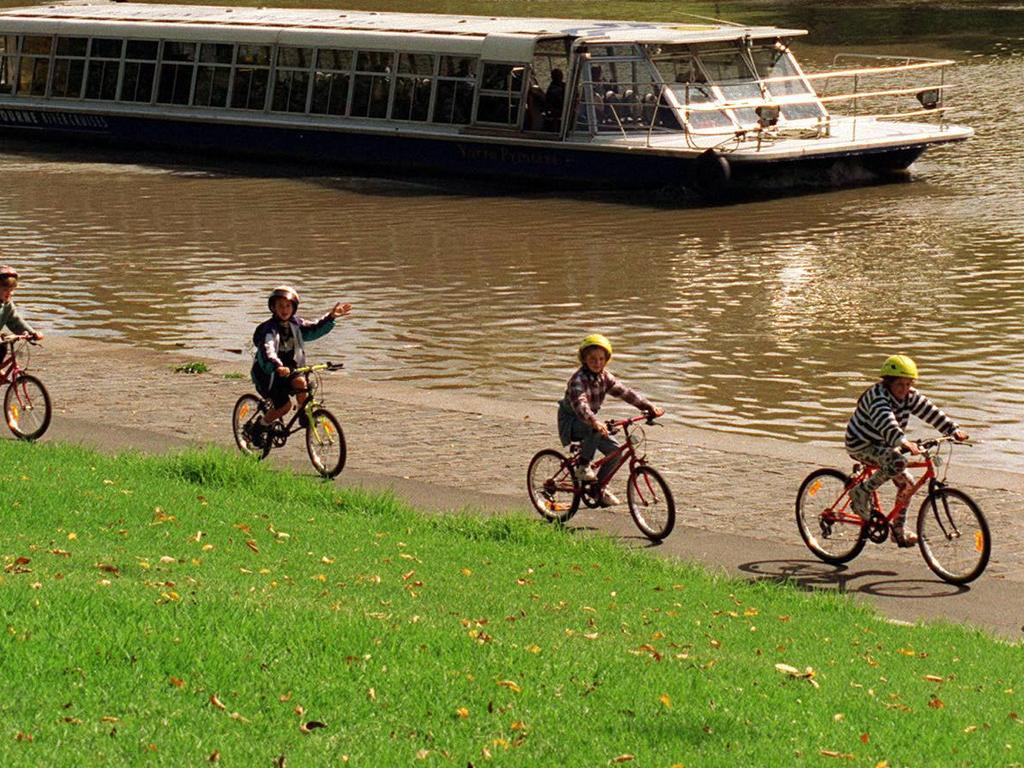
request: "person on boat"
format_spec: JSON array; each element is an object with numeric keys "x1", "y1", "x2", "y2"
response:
[
  {"x1": 558, "y1": 334, "x2": 663, "y2": 507},
  {"x1": 249, "y1": 286, "x2": 351, "y2": 445},
  {"x1": 544, "y1": 68, "x2": 566, "y2": 130},
  {"x1": 844, "y1": 355, "x2": 969, "y2": 547},
  {"x1": 0, "y1": 265, "x2": 43, "y2": 342}
]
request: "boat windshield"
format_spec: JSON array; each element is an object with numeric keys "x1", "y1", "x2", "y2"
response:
[{"x1": 650, "y1": 42, "x2": 824, "y2": 134}]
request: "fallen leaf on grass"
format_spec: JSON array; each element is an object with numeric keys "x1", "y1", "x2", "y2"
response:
[
  {"x1": 246, "y1": 540, "x2": 260, "y2": 554},
  {"x1": 169, "y1": 677, "x2": 185, "y2": 688},
  {"x1": 49, "y1": 549, "x2": 71, "y2": 557},
  {"x1": 96, "y1": 563, "x2": 120, "y2": 575},
  {"x1": 497, "y1": 680, "x2": 521, "y2": 693},
  {"x1": 208, "y1": 750, "x2": 220, "y2": 762},
  {"x1": 159, "y1": 556, "x2": 176, "y2": 564},
  {"x1": 923, "y1": 675, "x2": 944, "y2": 683},
  {"x1": 210, "y1": 694, "x2": 227, "y2": 711},
  {"x1": 775, "y1": 663, "x2": 820, "y2": 688},
  {"x1": 15, "y1": 731, "x2": 33, "y2": 742},
  {"x1": 819, "y1": 749, "x2": 855, "y2": 759},
  {"x1": 610, "y1": 755, "x2": 635, "y2": 763},
  {"x1": 659, "y1": 693, "x2": 672, "y2": 709},
  {"x1": 299, "y1": 721, "x2": 326, "y2": 733}
]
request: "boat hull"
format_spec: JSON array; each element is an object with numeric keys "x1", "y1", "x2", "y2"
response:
[{"x1": 0, "y1": 103, "x2": 954, "y2": 194}]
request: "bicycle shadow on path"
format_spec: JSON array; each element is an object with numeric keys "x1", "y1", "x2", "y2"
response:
[{"x1": 737, "y1": 559, "x2": 969, "y2": 600}]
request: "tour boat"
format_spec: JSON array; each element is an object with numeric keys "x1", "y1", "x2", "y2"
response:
[{"x1": 0, "y1": 2, "x2": 972, "y2": 194}]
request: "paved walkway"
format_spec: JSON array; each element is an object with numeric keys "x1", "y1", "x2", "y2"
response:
[{"x1": 23, "y1": 336, "x2": 1024, "y2": 639}]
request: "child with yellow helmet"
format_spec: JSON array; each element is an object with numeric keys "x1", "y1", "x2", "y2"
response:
[
  {"x1": 845, "y1": 354, "x2": 969, "y2": 547},
  {"x1": 558, "y1": 333, "x2": 663, "y2": 507}
]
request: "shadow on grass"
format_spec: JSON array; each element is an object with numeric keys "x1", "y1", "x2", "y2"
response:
[{"x1": 736, "y1": 559, "x2": 969, "y2": 598}]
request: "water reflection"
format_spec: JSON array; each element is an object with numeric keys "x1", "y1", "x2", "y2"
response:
[{"x1": 1, "y1": 1, "x2": 1021, "y2": 472}]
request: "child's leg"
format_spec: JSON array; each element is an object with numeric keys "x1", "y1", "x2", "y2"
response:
[
  {"x1": 292, "y1": 375, "x2": 309, "y2": 411},
  {"x1": 848, "y1": 445, "x2": 907, "y2": 518}
]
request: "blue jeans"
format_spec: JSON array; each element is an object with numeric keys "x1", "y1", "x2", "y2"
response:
[{"x1": 558, "y1": 400, "x2": 620, "y2": 481}]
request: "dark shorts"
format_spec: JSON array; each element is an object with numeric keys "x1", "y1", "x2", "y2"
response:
[{"x1": 252, "y1": 364, "x2": 305, "y2": 409}]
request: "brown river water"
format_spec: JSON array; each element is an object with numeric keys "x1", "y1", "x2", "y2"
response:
[{"x1": 2, "y1": 1, "x2": 1022, "y2": 472}]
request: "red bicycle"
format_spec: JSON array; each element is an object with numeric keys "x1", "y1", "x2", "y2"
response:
[
  {"x1": 0, "y1": 333, "x2": 51, "y2": 441},
  {"x1": 526, "y1": 413, "x2": 676, "y2": 542},
  {"x1": 795, "y1": 437, "x2": 990, "y2": 584}
]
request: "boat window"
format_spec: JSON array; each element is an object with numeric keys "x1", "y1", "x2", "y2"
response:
[
  {"x1": 696, "y1": 48, "x2": 761, "y2": 126},
  {"x1": 230, "y1": 44, "x2": 270, "y2": 111},
  {"x1": 194, "y1": 43, "x2": 233, "y2": 108},
  {"x1": 272, "y1": 46, "x2": 314, "y2": 113},
  {"x1": 748, "y1": 45, "x2": 824, "y2": 121},
  {"x1": 156, "y1": 41, "x2": 196, "y2": 105},
  {"x1": 17, "y1": 35, "x2": 52, "y2": 97},
  {"x1": 83, "y1": 38, "x2": 123, "y2": 101},
  {"x1": 432, "y1": 55, "x2": 475, "y2": 125},
  {"x1": 51, "y1": 37, "x2": 87, "y2": 99},
  {"x1": 579, "y1": 57, "x2": 680, "y2": 134},
  {"x1": 475, "y1": 62, "x2": 522, "y2": 126},
  {"x1": 350, "y1": 51, "x2": 393, "y2": 118},
  {"x1": 310, "y1": 48, "x2": 352, "y2": 116},
  {"x1": 120, "y1": 40, "x2": 158, "y2": 103},
  {"x1": 0, "y1": 36, "x2": 13, "y2": 96},
  {"x1": 392, "y1": 53, "x2": 435, "y2": 122}
]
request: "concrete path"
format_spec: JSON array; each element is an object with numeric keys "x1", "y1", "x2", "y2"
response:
[{"x1": 8, "y1": 334, "x2": 1019, "y2": 640}]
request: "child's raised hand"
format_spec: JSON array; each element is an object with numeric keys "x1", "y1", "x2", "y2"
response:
[{"x1": 330, "y1": 302, "x2": 352, "y2": 318}]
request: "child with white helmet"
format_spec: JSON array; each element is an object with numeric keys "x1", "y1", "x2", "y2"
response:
[
  {"x1": 845, "y1": 354, "x2": 968, "y2": 547},
  {"x1": 0, "y1": 265, "x2": 42, "y2": 341},
  {"x1": 249, "y1": 285, "x2": 351, "y2": 444},
  {"x1": 558, "y1": 333, "x2": 662, "y2": 507}
]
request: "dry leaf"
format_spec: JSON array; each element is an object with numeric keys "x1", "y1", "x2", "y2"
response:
[
  {"x1": 210, "y1": 694, "x2": 227, "y2": 711},
  {"x1": 209, "y1": 750, "x2": 220, "y2": 763},
  {"x1": 497, "y1": 680, "x2": 521, "y2": 693},
  {"x1": 659, "y1": 693, "x2": 672, "y2": 709},
  {"x1": 819, "y1": 750, "x2": 855, "y2": 759},
  {"x1": 611, "y1": 755, "x2": 635, "y2": 763},
  {"x1": 456, "y1": 707, "x2": 469, "y2": 719},
  {"x1": 169, "y1": 677, "x2": 185, "y2": 688},
  {"x1": 299, "y1": 721, "x2": 326, "y2": 733},
  {"x1": 923, "y1": 675, "x2": 944, "y2": 683},
  {"x1": 246, "y1": 540, "x2": 260, "y2": 554}
]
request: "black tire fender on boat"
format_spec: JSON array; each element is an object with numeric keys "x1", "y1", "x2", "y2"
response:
[{"x1": 692, "y1": 149, "x2": 731, "y2": 196}]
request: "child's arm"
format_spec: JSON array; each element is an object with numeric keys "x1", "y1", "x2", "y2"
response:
[
  {"x1": 3, "y1": 303, "x2": 39, "y2": 339},
  {"x1": 299, "y1": 304, "x2": 351, "y2": 342},
  {"x1": 606, "y1": 375, "x2": 658, "y2": 415},
  {"x1": 908, "y1": 391, "x2": 963, "y2": 439}
]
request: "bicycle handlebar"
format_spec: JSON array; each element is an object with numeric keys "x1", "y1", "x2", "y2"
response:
[
  {"x1": 0, "y1": 333, "x2": 40, "y2": 345},
  {"x1": 605, "y1": 411, "x2": 662, "y2": 433},
  {"x1": 290, "y1": 361, "x2": 344, "y2": 376},
  {"x1": 903, "y1": 435, "x2": 974, "y2": 455}
]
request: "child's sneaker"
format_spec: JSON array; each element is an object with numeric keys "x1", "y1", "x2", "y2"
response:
[
  {"x1": 892, "y1": 526, "x2": 918, "y2": 548},
  {"x1": 848, "y1": 484, "x2": 872, "y2": 520},
  {"x1": 599, "y1": 490, "x2": 621, "y2": 508},
  {"x1": 574, "y1": 465, "x2": 598, "y2": 483}
]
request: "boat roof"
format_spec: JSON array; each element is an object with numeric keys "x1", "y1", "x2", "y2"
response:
[{"x1": 0, "y1": 3, "x2": 806, "y2": 60}]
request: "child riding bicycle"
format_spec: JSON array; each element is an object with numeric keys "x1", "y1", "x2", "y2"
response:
[
  {"x1": 558, "y1": 334, "x2": 663, "y2": 507},
  {"x1": 0, "y1": 265, "x2": 43, "y2": 341},
  {"x1": 845, "y1": 354, "x2": 968, "y2": 547},
  {"x1": 249, "y1": 285, "x2": 351, "y2": 445}
]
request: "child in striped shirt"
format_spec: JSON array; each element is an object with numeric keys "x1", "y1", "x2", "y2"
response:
[
  {"x1": 558, "y1": 333, "x2": 663, "y2": 507},
  {"x1": 845, "y1": 355, "x2": 968, "y2": 547}
]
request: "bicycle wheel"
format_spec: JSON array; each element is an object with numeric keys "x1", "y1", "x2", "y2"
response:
[
  {"x1": 795, "y1": 468, "x2": 867, "y2": 564},
  {"x1": 626, "y1": 465, "x2": 675, "y2": 542},
  {"x1": 917, "y1": 487, "x2": 990, "y2": 585},
  {"x1": 232, "y1": 394, "x2": 270, "y2": 459},
  {"x1": 306, "y1": 408, "x2": 346, "y2": 478},
  {"x1": 4, "y1": 374, "x2": 51, "y2": 440},
  {"x1": 526, "y1": 449, "x2": 580, "y2": 523}
]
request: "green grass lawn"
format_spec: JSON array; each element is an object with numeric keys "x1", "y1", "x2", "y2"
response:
[{"x1": 1, "y1": 441, "x2": 1021, "y2": 767}]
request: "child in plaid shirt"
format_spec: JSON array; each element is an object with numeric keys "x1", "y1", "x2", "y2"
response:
[{"x1": 558, "y1": 334, "x2": 662, "y2": 506}]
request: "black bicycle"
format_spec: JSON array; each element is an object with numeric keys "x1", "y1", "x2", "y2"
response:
[{"x1": 231, "y1": 362, "x2": 346, "y2": 478}]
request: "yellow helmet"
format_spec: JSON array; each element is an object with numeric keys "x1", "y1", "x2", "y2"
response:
[
  {"x1": 880, "y1": 354, "x2": 918, "y2": 379},
  {"x1": 578, "y1": 333, "x2": 613, "y2": 362}
]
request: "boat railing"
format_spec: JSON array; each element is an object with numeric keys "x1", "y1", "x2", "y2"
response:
[{"x1": 578, "y1": 54, "x2": 957, "y2": 151}]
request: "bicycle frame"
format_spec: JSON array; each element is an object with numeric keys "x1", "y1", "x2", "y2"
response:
[
  {"x1": 573, "y1": 414, "x2": 652, "y2": 493},
  {"x1": 0, "y1": 337, "x2": 29, "y2": 384},
  {"x1": 826, "y1": 453, "x2": 938, "y2": 530},
  {"x1": 264, "y1": 361, "x2": 342, "y2": 445}
]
